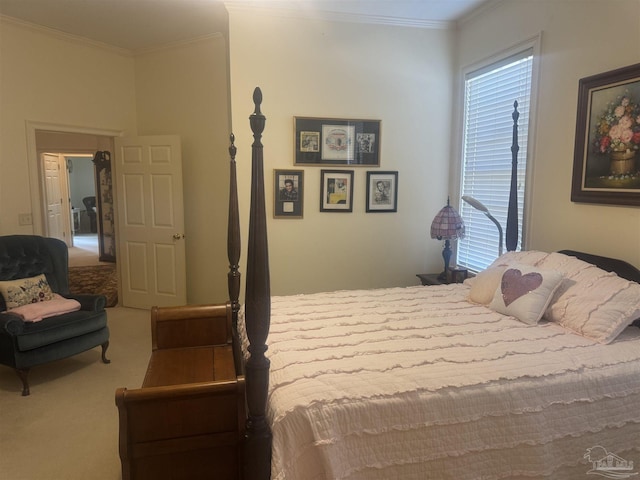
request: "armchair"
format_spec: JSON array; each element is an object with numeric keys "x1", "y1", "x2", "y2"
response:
[{"x1": 0, "y1": 235, "x2": 110, "y2": 395}]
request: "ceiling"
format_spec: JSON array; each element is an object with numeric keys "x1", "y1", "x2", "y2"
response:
[{"x1": 0, "y1": 0, "x2": 488, "y2": 53}]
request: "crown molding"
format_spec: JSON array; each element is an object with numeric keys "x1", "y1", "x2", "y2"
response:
[
  {"x1": 456, "y1": 0, "x2": 503, "y2": 27},
  {"x1": 133, "y1": 32, "x2": 224, "y2": 56},
  {"x1": 0, "y1": 14, "x2": 132, "y2": 56},
  {"x1": 1, "y1": 14, "x2": 224, "y2": 56},
  {"x1": 224, "y1": 3, "x2": 452, "y2": 30}
]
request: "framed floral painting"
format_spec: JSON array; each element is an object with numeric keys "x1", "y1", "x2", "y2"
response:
[{"x1": 571, "y1": 63, "x2": 640, "y2": 205}]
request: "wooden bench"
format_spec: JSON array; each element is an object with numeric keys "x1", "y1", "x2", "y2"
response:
[{"x1": 115, "y1": 303, "x2": 245, "y2": 480}]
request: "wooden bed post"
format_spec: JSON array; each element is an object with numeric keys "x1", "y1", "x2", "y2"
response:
[
  {"x1": 506, "y1": 100, "x2": 520, "y2": 252},
  {"x1": 243, "y1": 87, "x2": 272, "y2": 480},
  {"x1": 228, "y1": 133, "x2": 243, "y2": 374},
  {"x1": 228, "y1": 133, "x2": 241, "y2": 320}
]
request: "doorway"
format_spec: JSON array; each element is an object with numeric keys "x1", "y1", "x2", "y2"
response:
[
  {"x1": 30, "y1": 127, "x2": 117, "y2": 268},
  {"x1": 66, "y1": 154, "x2": 99, "y2": 266}
]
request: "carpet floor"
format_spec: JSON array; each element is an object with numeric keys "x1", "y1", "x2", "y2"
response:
[
  {"x1": 0, "y1": 306, "x2": 150, "y2": 480},
  {"x1": 68, "y1": 264, "x2": 118, "y2": 307}
]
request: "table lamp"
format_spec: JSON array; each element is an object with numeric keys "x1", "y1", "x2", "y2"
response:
[
  {"x1": 430, "y1": 198, "x2": 465, "y2": 282},
  {"x1": 461, "y1": 195, "x2": 503, "y2": 256}
]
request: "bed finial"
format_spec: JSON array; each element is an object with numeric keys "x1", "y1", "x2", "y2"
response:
[
  {"x1": 229, "y1": 133, "x2": 237, "y2": 160},
  {"x1": 253, "y1": 86, "x2": 263, "y2": 116}
]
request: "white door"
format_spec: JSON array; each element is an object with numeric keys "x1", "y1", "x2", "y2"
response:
[
  {"x1": 42, "y1": 153, "x2": 72, "y2": 245},
  {"x1": 114, "y1": 135, "x2": 186, "y2": 309}
]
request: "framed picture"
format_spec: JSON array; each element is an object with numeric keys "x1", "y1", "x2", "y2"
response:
[
  {"x1": 320, "y1": 170, "x2": 354, "y2": 212},
  {"x1": 295, "y1": 117, "x2": 381, "y2": 166},
  {"x1": 274, "y1": 169, "x2": 304, "y2": 218},
  {"x1": 366, "y1": 171, "x2": 398, "y2": 212},
  {"x1": 571, "y1": 63, "x2": 640, "y2": 206}
]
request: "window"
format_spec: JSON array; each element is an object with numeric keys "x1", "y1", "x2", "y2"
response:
[{"x1": 457, "y1": 48, "x2": 534, "y2": 272}]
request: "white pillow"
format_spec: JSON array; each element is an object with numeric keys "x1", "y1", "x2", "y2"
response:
[
  {"x1": 468, "y1": 265, "x2": 507, "y2": 305},
  {"x1": 0, "y1": 274, "x2": 55, "y2": 309},
  {"x1": 487, "y1": 251, "x2": 640, "y2": 343},
  {"x1": 535, "y1": 252, "x2": 640, "y2": 344},
  {"x1": 489, "y1": 264, "x2": 564, "y2": 325}
]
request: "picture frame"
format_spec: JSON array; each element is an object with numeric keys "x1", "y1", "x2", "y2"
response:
[
  {"x1": 571, "y1": 62, "x2": 640, "y2": 206},
  {"x1": 295, "y1": 117, "x2": 381, "y2": 166},
  {"x1": 366, "y1": 171, "x2": 398, "y2": 212},
  {"x1": 274, "y1": 169, "x2": 304, "y2": 218},
  {"x1": 320, "y1": 170, "x2": 354, "y2": 212}
]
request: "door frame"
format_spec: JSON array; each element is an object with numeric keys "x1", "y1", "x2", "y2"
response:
[{"x1": 25, "y1": 120, "x2": 122, "y2": 236}]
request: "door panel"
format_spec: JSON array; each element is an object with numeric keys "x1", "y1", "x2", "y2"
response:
[
  {"x1": 114, "y1": 136, "x2": 186, "y2": 309},
  {"x1": 42, "y1": 153, "x2": 70, "y2": 244}
]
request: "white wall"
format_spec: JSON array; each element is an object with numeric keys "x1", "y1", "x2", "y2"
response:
[
  {"x1": 456, "y1": 0, "x2": 640, "y2": 266},
  {"x1": 228, "y1": 8, "x2": 456, "y2": 295}
]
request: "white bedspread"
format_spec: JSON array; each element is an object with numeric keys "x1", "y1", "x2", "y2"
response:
[{"x1": 240, "y1": 284, "x2": 640, "y2": 479}]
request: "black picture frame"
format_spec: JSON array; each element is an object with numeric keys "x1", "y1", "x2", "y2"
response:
[
  {"x1": 571, "y1": 63, "x2": 640, "y2": 206},
  {"x1": 320, "y1": 170, "x2": 354, "y2": 212},
  {"x1": 274, "y1": 169, "x2": 304, "y2": 218},
  {"x1": 295, "y1": 117, "x2": 381, "y2": 166},
  {"x1": 366, "y1": 171, "x2": 398, "y2": 212}
]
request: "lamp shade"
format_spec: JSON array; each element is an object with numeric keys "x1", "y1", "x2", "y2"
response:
[{"x1": 430, "y1": 201, "x2": 465, "y2": 240}]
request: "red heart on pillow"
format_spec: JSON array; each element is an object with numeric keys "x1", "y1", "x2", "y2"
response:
[{"x1": 501, "y1": 268, "x2": 543, "y2": 306}]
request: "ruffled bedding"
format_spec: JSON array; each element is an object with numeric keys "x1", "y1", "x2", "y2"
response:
[{"x1": 240, "y1": 283, "x2": 640, "y2": 479}]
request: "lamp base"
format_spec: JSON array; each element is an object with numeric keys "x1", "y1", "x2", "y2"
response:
[{"x1": 438, "y1": 239, "x2": 452, "y2": 284}]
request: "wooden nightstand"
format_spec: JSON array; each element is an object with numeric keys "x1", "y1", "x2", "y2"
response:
[
  {"x1": 416, "y1": 273, "x2": 445, "y2": 286},
  {"x1": 417, "y1": 268, "x2": 469, "y2": 286}
]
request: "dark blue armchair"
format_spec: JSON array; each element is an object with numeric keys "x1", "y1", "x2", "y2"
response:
[{"x1": 0, "y1": 235, "x2": 110, "y2": 395}]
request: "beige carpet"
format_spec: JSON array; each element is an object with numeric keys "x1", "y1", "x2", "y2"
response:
[
  {"x1": 0, "y1": 307, "x2": 151, "y2": 480},
  {"x1": 68, "y1": 234, "x2": 101, "y2": 268}
]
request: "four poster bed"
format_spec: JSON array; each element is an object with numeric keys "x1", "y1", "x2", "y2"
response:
[{"x1": 232, "y1": 88, "x2": 640, "y2": 479}]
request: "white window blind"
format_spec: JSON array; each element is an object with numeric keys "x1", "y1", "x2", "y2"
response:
[{"x1": 457, "y1": 50, "x2": 533, "y2": 272}]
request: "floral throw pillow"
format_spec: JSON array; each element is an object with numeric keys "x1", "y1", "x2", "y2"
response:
[{"x1": 0, "y1": 274, "x2": 55, "y2": 309}]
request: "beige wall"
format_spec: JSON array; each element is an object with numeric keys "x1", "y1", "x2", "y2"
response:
[
  {"x1": 0, "y1": 17, "x2": 231, "y2": 304},
  {"x1": 134, "y1": 35, "x2": 232, "y2": 304},
  {"x1": 3, "y1": 0, "x2": 638, "y2": 303},
  {"x1": 456, "y1": 0, "x2": 640, "y2": 266},
  {"x1": 0, "y1": 18, "x2": 137, "y2": 234},
  {"x1": 227, "y1": 8, "x2": 456, "y2": 295}
]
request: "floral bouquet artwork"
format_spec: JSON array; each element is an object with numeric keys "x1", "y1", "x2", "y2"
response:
[
  {"x1": 593, "y1": 91, "x2": 640, "y2": 175},
  {"x1": 572, "y1": 64, "x2": 640, "y2": 205}
]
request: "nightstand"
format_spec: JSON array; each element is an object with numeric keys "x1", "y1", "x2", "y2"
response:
[
  {"x1": 417, "y1": 268, "x2": 469, "y2": 286},
  {"x1": 416, "y1": 273, "x2": 444, "y2": 286}
]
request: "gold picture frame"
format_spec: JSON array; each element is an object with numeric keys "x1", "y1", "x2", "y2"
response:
[{"x1": 294, "y1": 117, "x2": 381, "y2": 166}]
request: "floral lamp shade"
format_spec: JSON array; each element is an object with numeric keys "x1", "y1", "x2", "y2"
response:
[{"x1": 430, "y1": 199, "x2": 465, "y2": 282}]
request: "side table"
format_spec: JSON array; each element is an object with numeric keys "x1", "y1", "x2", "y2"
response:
[{"x1": 416, "y1": 273, "x2": 444, "y2": 286}]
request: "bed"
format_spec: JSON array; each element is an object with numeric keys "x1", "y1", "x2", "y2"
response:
[{"x1": 231, "y1": 88, "x2": 640, "y2": 479}]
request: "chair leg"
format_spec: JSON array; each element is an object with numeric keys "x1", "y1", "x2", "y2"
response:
[
  {"x1": 16, "y1": 368, "x2": 30, "y2": 396},
  {"x1": 101, "y1": 341, "x2": 111, "y2": 364}
]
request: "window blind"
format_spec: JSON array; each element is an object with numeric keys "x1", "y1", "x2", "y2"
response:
[{"x1": 458, "y1": 50, "x2": 533, "y2": 272}]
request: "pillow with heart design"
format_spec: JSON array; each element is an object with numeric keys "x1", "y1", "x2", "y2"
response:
[
  {"x1": 467, "y1": 265, "x2": 507, "y2": 305},
  {"x1": 488, "y1": 264, "x2": 564, "y2": 325}
]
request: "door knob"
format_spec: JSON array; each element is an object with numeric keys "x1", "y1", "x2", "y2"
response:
[{"x1": 173, "y1": 233, "x2": 184, "y2": 240}]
